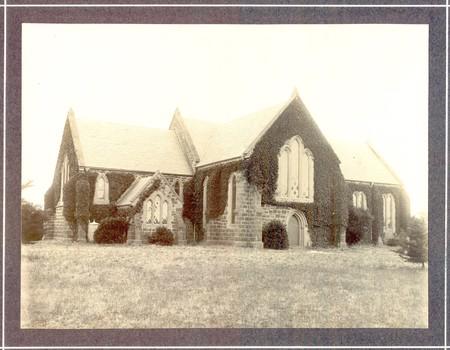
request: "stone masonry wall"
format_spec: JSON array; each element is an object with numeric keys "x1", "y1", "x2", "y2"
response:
[{"x1": 205, "y1": 171, "x2": 263, "y2": 248}]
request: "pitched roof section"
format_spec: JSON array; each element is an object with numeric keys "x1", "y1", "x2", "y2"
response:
[
  {"x1": 69, "y1": 116, "x2": 193, "y2": 175},
  {"x1": 182, "y1": 102, "x2": 287, "y2": 167},
  {"x1": 329, "y1": 139, "x2": 402, "y2": 185},
  {"x1": 116, "y1": 171, "x2": 182, "y2": 207}
]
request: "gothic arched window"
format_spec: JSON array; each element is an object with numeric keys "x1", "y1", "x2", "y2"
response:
[
  {"x1": 228, "y1": 174, "x2": 237, "y2": 224},
  {"x1": 383, "y1": 193, "x2": 396, "y2": 233},
  {"x1": 276, "y1": 136, "x2": 314, "y2": 202},
  {"x1": 352, "y1": 191, "x2": 367, "y2": 210},
  {"x1": 162, "y1": 201, "x2": 169, "y2": 224},
  {"x1": 153, "y1": 195, "x2": 161, "y2": 224},
  {"x1": 94, "y1": 173, "x2": 109, "y2": 204}
]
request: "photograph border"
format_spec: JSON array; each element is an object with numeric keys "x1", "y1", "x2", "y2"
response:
[{"x1": 4, "y1": 3, "x2": 447, "y2": 347}]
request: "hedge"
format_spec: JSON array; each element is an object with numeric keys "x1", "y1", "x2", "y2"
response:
[
  {"x1": 148, "y1": 226, "x2": 175, "y2": 246},
  {"x1": 262, "y1": 220, "x2": 289, "y2": 250},
  {"x1": 346, "y1": 206, "x2": 374, "y2": 245},
  {"x1": 94, "y1": 216, "x2": 129, "y2": 244}
]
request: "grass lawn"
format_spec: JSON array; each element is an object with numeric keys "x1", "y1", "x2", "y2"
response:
[{"x1": 21, "y1": 242, "x2": 427, "y2": 328}]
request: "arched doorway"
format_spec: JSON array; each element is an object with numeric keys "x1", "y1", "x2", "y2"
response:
[{"x1": 287, "y1": 212, "x2": 310, "y2": 248}]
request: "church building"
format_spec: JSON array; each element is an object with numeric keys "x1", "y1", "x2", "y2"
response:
[{"x1": 43, "y1": 90, "x2": 410, "y2": 248}]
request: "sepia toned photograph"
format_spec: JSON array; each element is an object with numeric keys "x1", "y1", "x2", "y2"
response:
[{"x1": 20, "y1": 23, "x2": 428, "y2": 330}]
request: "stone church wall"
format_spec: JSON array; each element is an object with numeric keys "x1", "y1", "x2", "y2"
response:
[{"x1": 204, "y1": 171, "x2": 263, "y2": 248}]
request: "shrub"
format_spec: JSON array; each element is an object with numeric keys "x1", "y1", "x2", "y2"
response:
[
  {"x1": 22, "y1": 201, "x2": 45, "y2": 243},
  {"x1": 399, "y1": 217, "x2": 428, "y2": 268},
  {"x1": 385, "y1": 238, "x2": 400, "y2": 246},
  {"x1": 94, "y1": 216, "x2": 129, "y2": 244},
  {"x1": 346, "y1": 207, "x2": 374, "y2": 245},
  {"x1": 148, "y1": 226, "x2": 175, "y2": 246},
  {"x1": 262, "y1": 220, "x2": 289, "y2": 250}
]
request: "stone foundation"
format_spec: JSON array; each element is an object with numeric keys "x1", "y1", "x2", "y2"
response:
[{"x1": 44, "y1": 204, "x2": 73, "y2": 241}]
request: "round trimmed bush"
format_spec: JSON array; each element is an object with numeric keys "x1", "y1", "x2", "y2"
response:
[
  {"x1": 148, "y1": 226, "x2": 175, "y2": 246},
  {"x1": 262, "y1": 220, "x2": 289, "y2": 250},
  {"x1": 94, "y1": 216, "x2": 129, "y2": 244}
]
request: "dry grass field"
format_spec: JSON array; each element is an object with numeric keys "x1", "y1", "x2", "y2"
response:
[{"x1": 21, "y1": 242, "x2": 427, "y2": 328}]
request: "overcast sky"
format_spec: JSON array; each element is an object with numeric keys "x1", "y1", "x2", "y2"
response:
[{"x1": 22, "y1": 24, "x2": 428, "y2": 216}]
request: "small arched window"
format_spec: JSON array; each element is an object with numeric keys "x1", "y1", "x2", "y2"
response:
[
  {"x1": 94, "y1": 173, "x2": 109, "y2": 204},
  {"x1": 153, "y1": 195, "x2": 161, "y2": 224},
  {"x1": 162, "y1": 201, "x2": 169, "y2": 224},
  {"x1": 145, "y1": 200, "x2": 153, "y2": 223},
  {"x1": 352, "y1": 191, "x2": 367, "y2": 210},
  {"x1": 174, "y1": 179, "x2": 183, "y2": 199},
  {"x1": 228, "y1": 174, "x2": 237, "y2": 224},
  {"x1": 97, "y1": 178, "x2": 105, "y2": 199}
]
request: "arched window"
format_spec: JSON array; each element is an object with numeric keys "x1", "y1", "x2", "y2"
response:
[
  {"x1": 276, "y1": 136, "x2": 314, "y2": 202},
  {"x1": 203, "y1": 177, "x2": 209, "y2": 227},
  {"x1": 144, "y1": 192, "x2": 171, "y2": 227},
  {"x1": 383, "y1": 193, "x2": 396, "y2": 233},
  {"x1": 352, "y1": 191, "x2": 367, "y2": 210},
  {"x1": 97, "y1": 178, "x2": 105, "y2": 199},
  {"x1": 305, "y1": 149, "x2": 314, "y2": 199},
  {"x1": 174, "y1": 179, "x2": 183, "y2": 199},
  {"x1": 162, "y1": 201, "x2": 169, "y2": 224},
  {"x1": 153, "y1": 195, "x2": 161, "y2": 224},
  {"x1": 228, "y1": 174, "x2": 237, "y2": 224},
  {"x1": 145, "y1": 200, "x2": 153, "y2": 223},
  {"x1": 94, "y1": 173, "x2": 109, "y2": 205},
  {"x1": 277, "y1": 146, "x2": 290, "y2": 197},
  {"x1": 59, "y1": 154, "x2": 70, "y2": 203}
]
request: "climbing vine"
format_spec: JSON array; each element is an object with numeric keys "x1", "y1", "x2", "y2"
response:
[
  {"x1": 182, "y1": 161, "x2": 241, "y2": 227},
  {"x1": 242, "y1": 99, "x2": 348, "y2": 246}
]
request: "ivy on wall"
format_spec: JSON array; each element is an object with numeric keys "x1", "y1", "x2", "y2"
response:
[
  {"x1": 62, "y1": 170, "x2": 137, "y2": 224},
  {"x1": 182, "y1": 99, "x2": 349, "y2": 247},
  {"x1": 242, "y1": 100, "x2": 348, "y2": 246},
  {"x1": 182, "y1": 161, "x2": 241, "y2": 229}
]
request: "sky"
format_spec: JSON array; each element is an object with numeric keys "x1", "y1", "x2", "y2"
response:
[{"x1": 22, "y1": 24, "x2": 428, "y2": 216}]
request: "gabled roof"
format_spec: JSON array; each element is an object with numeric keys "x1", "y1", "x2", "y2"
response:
[
  {"x1": 116, "y1": 171, "x2": 182, "y2": 207},
  {"x1": 68, "y1": 112, "x2": 193, "y2": 176},
  {"x1": 329, "y1": 139, "x2": 402, "y2": 186},
  {"x1": 182, "y1": 101, "x2": 288, "y2": 167}
]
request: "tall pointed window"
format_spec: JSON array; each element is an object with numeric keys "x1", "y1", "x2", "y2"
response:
[
  {"x1": 174, "y1": 179, "x2": 183, "y2": 199},
  {"x1": 382, "y1": 193, "x2": 396, "y2": 233},
  {"x1": 94, "y1": 173, "x2": 109, "y2": 204},
  {"x1": 145, "y1": 200, "x2": 153, "y2": 223},
  {"x1": 277, "y1": 146, "x2": 290, "y2": 197},
  {"x1": 59, "y1": 154, "x2": 70, "y2": 203},
  {"x1": 228, "y1": 174, "x2": 237, "y2": 224},
  {"x1": 352, "y1": 191, "x2": 367, "y2": 210},
  {"x1": 153, "y1": 195, "x2": 161, "y2": 224},
  {"x1": 162, "y1": 201, "x2": 169, "y2": 224},
  {"x1": 276, "y1": 136, "x2": 314, "y2": 202}
]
